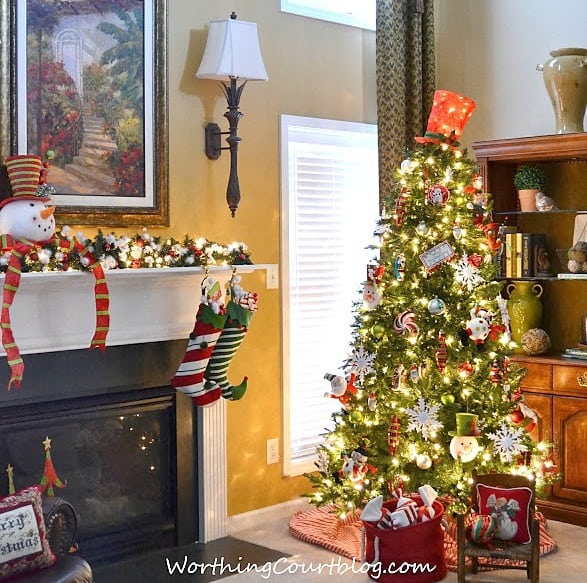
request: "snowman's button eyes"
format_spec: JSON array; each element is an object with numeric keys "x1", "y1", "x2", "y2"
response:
[{"x1": 29, "y1": 203, "x2": 34, "y2": 207}]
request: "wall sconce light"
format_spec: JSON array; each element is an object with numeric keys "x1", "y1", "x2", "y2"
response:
[{"x1": 196, "y1": 12, "x2": 268, "y2": 217}]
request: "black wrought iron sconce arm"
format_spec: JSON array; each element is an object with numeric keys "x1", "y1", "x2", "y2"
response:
[{"x1": 204, "y1": 78, "x2": 246, "y2": 218}]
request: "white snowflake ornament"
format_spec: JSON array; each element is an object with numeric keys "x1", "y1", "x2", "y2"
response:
[
  {"x1": 349, "y1": 345, "x2": 375, "y2": 383},
  {"x1": 452, "y1": 253, "x2": 485, "y2": 291},
  {"x1": 486, "y1": 422, "x2": 528, "y2": 462},
  {"x1": 405, "y1": 397, "x2": 443, "y2": 440}
]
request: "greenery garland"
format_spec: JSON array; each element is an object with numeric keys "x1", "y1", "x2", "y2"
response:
[{"x1": 0, "y1": 226, "x2": 253, "y2": 274}]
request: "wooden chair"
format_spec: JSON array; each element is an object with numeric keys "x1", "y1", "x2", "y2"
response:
[{"x1": 455, "y1": 470, "x2": 539, "y2": 583}]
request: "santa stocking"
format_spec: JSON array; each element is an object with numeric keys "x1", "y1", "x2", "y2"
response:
[
  {"x1": 172, "y1": 280, "x2": 227, "y2": 406},
  {"x1": 204, "y1": 278, "x2": 258, "y2": 401}
]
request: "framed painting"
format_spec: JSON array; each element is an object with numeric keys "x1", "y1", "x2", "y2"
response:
[{"x1": 0, "y1": 0, "x2": 168, "y2": 226}]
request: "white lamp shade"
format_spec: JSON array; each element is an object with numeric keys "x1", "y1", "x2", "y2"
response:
[{"x1": 196, "y1": 18, "x2": 268, "y2": 81}]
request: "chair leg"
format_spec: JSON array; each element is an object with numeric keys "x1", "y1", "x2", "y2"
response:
[
  {"x1": 456, "y1": 514, "x2": 466, "y2": 583},
  {"x1": 530, "y1": 516, "x2": 540, "y2": 583},
  {"x1": 471, "y1": 557, "x2": 479, "y2": 574}
]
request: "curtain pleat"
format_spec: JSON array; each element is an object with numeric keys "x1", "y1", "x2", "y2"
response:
[{"x1": 376, "y1": 0, "x2": 436, "y2": 196}]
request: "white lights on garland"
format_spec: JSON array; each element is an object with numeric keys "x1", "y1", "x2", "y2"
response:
[{"x1": 0, "y1": 227, "x2": 253, "y2": 274}]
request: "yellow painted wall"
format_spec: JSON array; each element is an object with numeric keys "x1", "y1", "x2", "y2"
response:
[{"x1": 164, "y1": 1, "x2": 376, "y2": 515}]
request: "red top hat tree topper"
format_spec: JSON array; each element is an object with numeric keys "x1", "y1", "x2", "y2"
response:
[{"x1": 415, "y1": 90, "x2": 476, "y2": 148}]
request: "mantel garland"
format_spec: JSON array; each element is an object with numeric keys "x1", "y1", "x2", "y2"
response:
[{"x1": 0, "y1": 226, "x2": 253, "y2": 274}]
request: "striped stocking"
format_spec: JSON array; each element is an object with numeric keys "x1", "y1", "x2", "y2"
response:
[
  {"x1": 172, "y1": 302, "x2": 227, "y2": 406},
  {"x1": 204, "y1": 288, "x2": 258, "y2": 401}
]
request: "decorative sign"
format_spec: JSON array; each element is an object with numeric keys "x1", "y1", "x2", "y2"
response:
[
  {"x1": 419, "y1": 241, "x2": 456, "y2": 271},
  {"x1": 0, "y1": 504, "x2": 42, "y2": 561}
]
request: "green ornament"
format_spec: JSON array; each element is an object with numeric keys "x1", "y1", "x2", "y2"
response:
[
  {"x1": 371, "y1": 324, "x2": 385, "y2": 338},
  {"x1": 45, "y1": 149, "x2": 56, "y2": 160},
  {"x1": 440, "y1": 393, "x2": 455, "y2": 405},
  {"x1": 349, "y1": 409, "x2": 363, "y2": 423}
]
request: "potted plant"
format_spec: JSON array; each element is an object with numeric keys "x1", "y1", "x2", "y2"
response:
[{"x1": 513, "y1": 164, "x2": 545, "y2": 211}]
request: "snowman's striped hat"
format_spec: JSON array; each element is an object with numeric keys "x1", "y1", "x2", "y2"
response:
[{"x1": 1, "y1": 154, "x2": 50, "y2": 208}]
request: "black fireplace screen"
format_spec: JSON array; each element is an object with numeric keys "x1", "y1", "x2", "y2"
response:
[{"x1": 0, "y1": 390, "x2": 176, "y2": 562}]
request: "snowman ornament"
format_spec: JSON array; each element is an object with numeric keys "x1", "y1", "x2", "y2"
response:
[
  {"x1": 0, "y1": 155, "x2": 56, "y2": 390},
  {"x1": 0, "y1": 155, "x2": 56, "y2": 242}
]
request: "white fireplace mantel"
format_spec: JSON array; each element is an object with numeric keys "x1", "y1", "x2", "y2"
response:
[
  {"x1": 0, "y1": 263, "x2": 278, "y2": 545},
  {"x1": 0, "y1": 264, "x2": 278, "y2": 356}
]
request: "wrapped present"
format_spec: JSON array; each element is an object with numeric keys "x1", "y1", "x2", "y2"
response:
[
  {"x1": 389, "y1": 502, "x2": 419, "y2": 529},
  {"x1": 361, "y1": 495, "x2": 394, "y2": 529}
]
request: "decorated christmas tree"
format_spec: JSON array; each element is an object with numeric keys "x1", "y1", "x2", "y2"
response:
[{"x1": 307, "y1": 91, "x2": 557, "y2": 515}]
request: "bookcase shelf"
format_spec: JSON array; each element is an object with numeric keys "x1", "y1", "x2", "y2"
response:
[{"x1": 473, "y1": 133, "x2": 587, "y2": 353}]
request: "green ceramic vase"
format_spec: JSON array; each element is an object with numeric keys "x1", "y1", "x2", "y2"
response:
[{"x1": 506, "y1": 281, "x2": 543, "y2": 353}]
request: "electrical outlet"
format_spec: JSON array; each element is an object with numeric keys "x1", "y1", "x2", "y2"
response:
[{"x1": 266, "y1": 438, "x2": 280, "y2": 464}]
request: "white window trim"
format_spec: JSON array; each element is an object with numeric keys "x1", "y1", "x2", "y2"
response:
[
  {"x1": 280, "y1": 114, "x2": 378, "y2": 477},
  {"x1": 280, "y1": 0, "x2": 376, "y2": 31}
]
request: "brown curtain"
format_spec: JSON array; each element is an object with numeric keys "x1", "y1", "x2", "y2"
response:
[{"x1": 376, "y1": 0, "x2": 436, "y2": 195}]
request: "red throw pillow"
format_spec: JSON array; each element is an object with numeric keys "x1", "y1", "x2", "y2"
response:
[
  {"x1": 476, "y1": 483, "x2": 533, "y2": 544},
  {"x1": 0, "y1": 485, "x2": 56, "y2": 579}
]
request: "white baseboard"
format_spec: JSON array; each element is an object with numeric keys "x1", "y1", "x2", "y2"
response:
[{"x1": 227, "y1": 498, "x2": 312, "y2": 535}]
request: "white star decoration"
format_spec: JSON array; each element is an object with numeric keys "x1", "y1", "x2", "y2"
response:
[
  {"x1": 452, "y1": 253, "x2": 485, "y2": 291},
  {"x1": 349, "y1": 345, "x2": 375, "y2": 383},
  {"x1": 405, "y1": 397, "x2": 443, "y2": 440},
  {"x1": 486, "y1": 422, "x2": 528, "y2": 462}
]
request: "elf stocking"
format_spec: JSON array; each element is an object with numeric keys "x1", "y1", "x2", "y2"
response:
[
  {"x1": 204, "y1": 277, "x2": 258, "y2": 401},
  {"x1": 172, "y1": 279, "x2": 227, "y2": 406}
]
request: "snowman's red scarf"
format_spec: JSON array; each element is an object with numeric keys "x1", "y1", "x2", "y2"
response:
[{"x1": 0, "y1": 234, "x2": 110, "y2": 390}]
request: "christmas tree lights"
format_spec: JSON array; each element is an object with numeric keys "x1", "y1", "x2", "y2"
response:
[{"x1": 306, "y1": 91, "x2": 557, "y2": 514}]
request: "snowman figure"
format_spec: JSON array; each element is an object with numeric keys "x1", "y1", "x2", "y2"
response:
[
  {"x1": 0, "y1": 155, "x2": 55, "y2": 242},
  {"x1": 0, "y1": 155, "x2": 57, "y2": 390}
]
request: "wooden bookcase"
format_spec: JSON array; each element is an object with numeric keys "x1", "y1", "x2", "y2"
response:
[{"x1": 473, "y1": 133, "x2": 587, "y2": 525}]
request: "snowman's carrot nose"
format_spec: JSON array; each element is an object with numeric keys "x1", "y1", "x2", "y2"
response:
[{"x1": 40, "y1": 206, "x2": 55, "y2": 219}]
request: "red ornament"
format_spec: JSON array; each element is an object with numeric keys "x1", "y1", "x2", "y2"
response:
[
  {"x1": 395, "y1": 188, "x2": 408, "y2": 225},
  {"x1": 388, "y1": 415, "x2": 400, "y2": 454},
  {"x1": 426, "y1": 184, "x2": 450, "y2": 206},
  {"x1": 489, "y1": 361, "x2": 502, "y2": 384},
  {"x1": 509, "y1": 408, "x2": 524, "y2": 424},
  {"x1": 367, "y1": 264, "x2": 385, "y2": 284},
  {"x1": 467, "y1": 254, "x2": 483, "y2": 268},
  {"x1": 458, "y1": 361, "x2": 474, "y2": 377},
  {"x1": 435, "y1": 330, "x2": 448, "y2": 373}
]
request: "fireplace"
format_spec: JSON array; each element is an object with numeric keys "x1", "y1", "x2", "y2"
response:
[
  {"x1": 0, "y1": 264, "x2": 276, "y2": 563},
  {"x1": 0, "y1": 340, "x2": 195, "y2": 565}
]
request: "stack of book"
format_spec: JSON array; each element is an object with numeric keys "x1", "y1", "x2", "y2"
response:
[
  {"x1": 498, "y1": 227, "x2": 550, "y2": 278},
  {"x1": 561, "y1": 345, "x2": 587, "y2": 361}
]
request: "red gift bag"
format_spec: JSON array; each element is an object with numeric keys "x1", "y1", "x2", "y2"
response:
[{"x1": 362, "y1": 496, "x2": 447, "y2": 583}]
